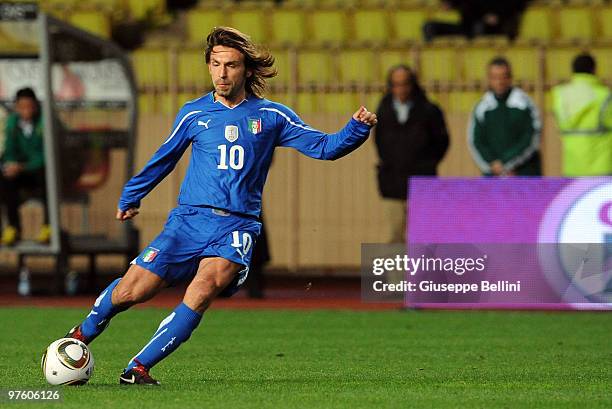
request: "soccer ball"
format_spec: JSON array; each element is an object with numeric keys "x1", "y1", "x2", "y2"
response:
[{"x1": 41, "y1": 338, "x2": 94, "y2": 385}]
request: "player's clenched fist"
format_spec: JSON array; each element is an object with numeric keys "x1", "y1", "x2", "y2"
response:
[
  {"x1": 116, "y1": 207, "x2": 139, "y2": 221},
  {"x1": 353, "y1": 106, "x2": 377, "y2": 126}
]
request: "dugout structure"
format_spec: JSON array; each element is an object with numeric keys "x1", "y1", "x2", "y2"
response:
[{"x1": 0, "y1": 3, "x2": 139, "y2": 294}]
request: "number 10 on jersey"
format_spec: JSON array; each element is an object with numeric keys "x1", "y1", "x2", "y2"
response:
[{"x1": 217, "y1": 144, "x2": 244, "y2": 170}]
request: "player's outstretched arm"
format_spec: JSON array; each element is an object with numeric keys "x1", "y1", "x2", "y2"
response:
[
  {"x1": 352, "y1": 106, "x2": 378, "y2": 126},
  {"x1": 116, "y1": 207, "x2": 140, "y2": 221},
  {"x1": 273, "y1": 104, "x2": 377, "y2": 161}
]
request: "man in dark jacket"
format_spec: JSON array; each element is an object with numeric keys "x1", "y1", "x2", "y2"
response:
[
  {"x1": 375, "y1": 65, "x2": 450, "y2": 243},
  {"x1": 0, "y1": 87, "x2": 49, "y2": 246}
]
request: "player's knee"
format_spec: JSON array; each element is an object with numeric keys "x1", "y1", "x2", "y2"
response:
[
  {"x1": 185, "y1": 279, "x2": 222, "y2": 312},
  {"x1": 192, "y1": 283, "x2": 217, "y2": 303},
  {"x1": 111, "y1": 265, "x2": 163, "y2": 307},
  {"x1": 111, "y1": 285, "x2": 145, "y2": 307}
]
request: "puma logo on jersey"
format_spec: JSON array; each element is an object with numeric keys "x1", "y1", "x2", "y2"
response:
[{"x1": 198, "y1": 119, "x2": 211, "y2": 129}]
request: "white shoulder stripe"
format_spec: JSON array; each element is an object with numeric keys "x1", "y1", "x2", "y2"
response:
[
  {"x1": 163, "y1": 110, "x2": 202, "y2": 144},
  {"x1": 259, "y1": 107, "x2": 315, "y2": 131}
]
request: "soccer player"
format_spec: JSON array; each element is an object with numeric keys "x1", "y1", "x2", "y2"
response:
[{"x1": 63, "y1": 27, "x2": 377, "y2": 386}]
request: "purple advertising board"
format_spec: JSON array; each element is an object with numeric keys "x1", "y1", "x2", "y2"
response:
[{"x1": 406, "y1": 177, "x2": 612, "y2": 310}]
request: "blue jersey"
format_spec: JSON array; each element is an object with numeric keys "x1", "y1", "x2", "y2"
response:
[{"x1": 119, "y1": 92, "x2": 372, "y2": 217}]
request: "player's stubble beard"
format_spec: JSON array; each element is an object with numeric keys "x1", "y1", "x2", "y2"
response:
[{"x1": 214, "y1": 75, "x2": 247, "y2": 102}]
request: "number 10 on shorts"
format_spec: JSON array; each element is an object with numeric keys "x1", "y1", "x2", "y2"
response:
[{"x1": 231, "y1": 231, "x2": 252, "y2": 255}]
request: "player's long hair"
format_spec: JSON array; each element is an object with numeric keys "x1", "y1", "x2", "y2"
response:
[{"x1": 205, "y1": 27, "x2": 277, "y2": 98}]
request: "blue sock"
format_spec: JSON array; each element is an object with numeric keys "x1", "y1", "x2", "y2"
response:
[
  {"x1": 80, "y1": 278, "x2": 124, "y2": 340},
  {"x1": 126, "y1": 302, "x2": 202, "y2": 371}
]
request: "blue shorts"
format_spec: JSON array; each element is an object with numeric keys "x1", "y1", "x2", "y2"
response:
[{"x1": 132, "y1": 205, "x2": 261, "y2": 296}]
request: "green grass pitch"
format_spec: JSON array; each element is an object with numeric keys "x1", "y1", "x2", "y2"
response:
[{"x1": 0, "y1": 307, "x2": 610, "y2": 408}]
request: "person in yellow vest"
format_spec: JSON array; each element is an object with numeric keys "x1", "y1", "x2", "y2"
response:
[{"x1": 552, "y1": 53, "x2": 612, "y2": 176}]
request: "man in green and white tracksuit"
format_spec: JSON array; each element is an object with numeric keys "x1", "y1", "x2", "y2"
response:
[
  {"x1": 0, "y1": 88, "x2": 49, "y2": 245},
  {"x1": 552, "y1": 53, "x2": 612, "y2": 176},
  {"x1": 468, "y1": 57, "x2": 541, "y2": 176}
]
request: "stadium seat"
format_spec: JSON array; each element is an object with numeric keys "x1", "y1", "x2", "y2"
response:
[
  {"x1": 365, "y1": 92, "x2": 383, "y2": 113},
  {"x1": 517, "y1": 7, "x2": 552, "y2": 43},
  {"x1": 544, "y1": 90, "x2": 553, "y2": 112},
  {"x1": 505, "y1": 47, "x2": 540, "y2": 84},
  {"x1": 600, "y1": 7, "x2": 612, "y2": 42},
  {"x1": 270, "y1": 8, "x2": 306, "y2": 46},
  {"x1": 187, "y1": 10, "x2": 226, "y2": 44},
  {"x1": 198, "y1": 0, "x2": 234, "y2": 7},
  {"x1": 427, "y1": 91, "x2": 443, "y2": 107},
  {"x1": 267, "y1": 48, "x2": 291, "y2": 88},
  {"x1": 46, "y1": 0, "x2": 78, "y2": 11},
  {"x1": 558, "y1": 7, "x2": 593, "y2": 43},
  {"x1": 419, "y1": 47, "x2": 458, "y2": 84},
  {"x1": 319, "y1": 92, "x2": 358, "y2": 115},
  {"x1": 470, "y1": 35, "x2": 508, "y2": 47},
  {"x1": 309, "y1": 10, "x2": 348, "y2": 46},
  {"x1": 297, "y1": 92, "x2": 317, "y2": 114},
  {"x1": 229, "y1": 9, "x2": 267, "y2": 44},
  {"x1": 178, "y1": 92, "x2": 200, "y2": 106},
  {"x1": 127, "y1": 0, "x2": 166, "y2": 21},
  {"x1": 377, "y1": 50, "x2": 415, "y2": 83},
  {"x1": 281, "y1": 0, "x2": 313, "y2": 6},
  {"x1": 89, "y1": 0, "x2": 124, "y2": 14},
  {"x1": 392, "y1": 9, "x2": 427, "y2": 44},
  {"x1": 158, "y1": 92, "x2": 175, "y2": 115},
  {"x1": 177, "y1": 50, "x2": 212, "y2": 90},
  {"x1": 462, "y1": 47, "x2": 500, "y2": 84},
  {"x1": 316, "y1": 0, "x2": 358, "y2": 7},
  {"x1": 267, "y1": 92, "x2": 291, "y2": 106},
  {"x1": 297, "y1": 50, "x2": 332, "y2": 85},
  {"x1": 69, "y1": 11, "x2": 111, "y2": 38},
  {"x1": 138, "y1": 94, "x2": 156, "y2": 115},
  {"x1": 546, "y1": 47, "x2": 581, "y2": 85},
  {"x1": 353, "y1": 9, "x2": 389, "y2": 45},
  {"x1": 357, "y1": 0, "x2": 388, "y2": 5},
  {"x1": 590, "y1": 47, "x2": 612, "y2": 81},
  {"x1": 428, "y1": 8, "x2": 461, "y2": 24},
  {"x1": 131, "y1": 48, "x2": 169, "y2": 88},
  {"x1": 339, "y1": 50, "x2": 376, "y2": 84},
  {"x1": 449, "y1": 91, "x2": 482, "y2": 113}
]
